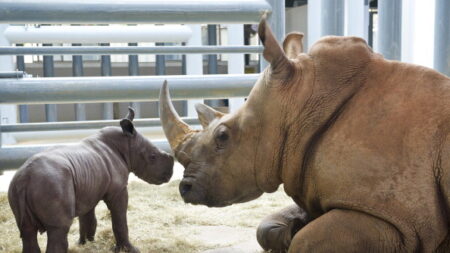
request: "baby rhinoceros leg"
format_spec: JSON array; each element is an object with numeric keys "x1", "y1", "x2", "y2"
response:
[
  {"x1": 78, "y1": 207, "x2": 97, "y2": 245},
  {"x1": 257, "y1": 204, "x2": 311, "y2": 253},
  {"x1": 105, "y1": 188, "x2": 140, "y2": 253}
]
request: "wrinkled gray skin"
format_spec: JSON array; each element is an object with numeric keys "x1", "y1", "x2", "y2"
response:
[
  {"x1": 8, "y1": 108, "x2": 174, "y2": 253},
  {"x1": 160, "y1": 17, "x2": 450, "y2": 252}
]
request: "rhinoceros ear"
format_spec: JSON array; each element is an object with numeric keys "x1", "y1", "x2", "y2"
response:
[
  {"x1": 258, "y1": 17, "x2": 290, "y2": 68},
  {"x1": 195, "y1": 103, "x2": 225, "y2": 128},
  {"x1": 120, "y1": 107, "x2": 136, "y2": 136},
  {"x1": 283, "y1": 32, "x2": 304, "y2": 59}
]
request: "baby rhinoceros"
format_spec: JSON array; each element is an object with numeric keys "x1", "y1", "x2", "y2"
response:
[{"x1": 8, "y1": 107, "x2": 174, "y2": 253}]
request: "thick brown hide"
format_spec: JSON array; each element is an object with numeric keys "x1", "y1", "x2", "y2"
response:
[{"x1": 160, "y1": 18, "x2": 450, "y2": 252}]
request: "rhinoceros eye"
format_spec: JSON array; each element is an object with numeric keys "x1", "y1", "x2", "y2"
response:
[{"x1": 214, "y1": 125, "x2": 230, "y2": 150}]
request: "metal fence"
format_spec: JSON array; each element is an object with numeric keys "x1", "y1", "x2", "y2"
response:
[{"x1": 0, "y1": 0, "x2": 284, "y2": 170}]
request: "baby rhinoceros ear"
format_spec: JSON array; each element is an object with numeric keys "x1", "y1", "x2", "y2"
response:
[{"x1": 120, "y1": 107, "x2": 136, "y2": 136}]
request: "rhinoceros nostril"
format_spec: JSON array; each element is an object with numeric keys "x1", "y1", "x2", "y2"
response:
[{"x1": 179, "y1": 181, "x2": 192, "y2": 197}]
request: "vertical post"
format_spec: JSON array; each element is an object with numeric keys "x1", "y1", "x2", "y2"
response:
[
  {"x1": 322, "y1": 0, "x2": 344, "y2": 36},
  {"x1": 16, "y1": 43, "x2": 29, "y2": 123},
  {"x1": 345, "y1": 0, "x2": 369, "y2": 40},
  {"x1": 261, "y1": 0, "x2": 285, "y2": 70},
  {"x1": 155, "y1": 42, "x2": 166, "y2": 75},
  {"x1": 434, "y1": 0, "x2": 450, "y2": 76},
  {"x1": 43, "y1": 43, "x2": 57, "y2": 122},
  {"x1": 368, "y1": 9, "x2": 375, "y2": 48},
  {"x1": 181, "y1": 42, "x2": 187, "y2": 75},
  {"x1": 0, "y1": 109, "x2": 2, "y2": 147},
  {"x1": 207, "y1": 25, "x2": 218, "y2": 75},
  {"x1": 308, "y1": 0, "x2": 322, "y2": 49},
  {"x1": 181, "y1": 42, "x2": 187, "y2": 115},
  {"x1": 0, "y1": 24, "x2": 16, "y2": 145},
  {"x1": 100, "y1": 42, "x2": 113, "y2": 119},
  {"x1": 227, "y1": 24, "x2": 245, "y2": 113},
  {"x1": 378, "y1": 0, "x2": 402, "y2": 60},
  {"x1": 128, "y1": 42, "x2": 141, "y2": 117},
  {"x1": 207, "y1": 25, "x2": 221, "y2": 107},
  {"x1": 72, "y1": 43, "x2": 86, "y2": 121},
  {"x1": 186, "y1": 25, "x2": 203, "y2": 117}
]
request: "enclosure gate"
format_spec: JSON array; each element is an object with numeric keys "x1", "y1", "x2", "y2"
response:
[{"x1": 0, "y1": 0, "x2": 284, "y2": 170}]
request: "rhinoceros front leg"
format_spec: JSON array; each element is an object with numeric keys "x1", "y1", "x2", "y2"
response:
[
  {"x1": 105, "y1": 189, "x2": 140, "y2": 253},
  {"x1": 288, "y1": 209, "x2": 406, "y2": 253},
  {"x1": 78, "y1": 207, "x2": 97, "y2": 245},
  {"x1": 257, "y1": 204, "x2": 311, "y2": 253}
]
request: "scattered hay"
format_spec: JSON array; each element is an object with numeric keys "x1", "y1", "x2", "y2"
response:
[{"x1": 0, "y1": 179, "x2": 292, "y2": 252}]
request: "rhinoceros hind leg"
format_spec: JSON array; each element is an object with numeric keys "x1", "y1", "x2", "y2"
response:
[
  {"x1": 46, "y1": 226, "x2": 70, "y2": 253},
  {"x1": 288, "y1": 209, "x2": 406, "y2": 253},
  {"x1": 21, "y1": 224, "x2": 41, "y2": 253},
  {"x1": 257, "y1": 204, "x2": 311, "y2": 253},
  {"x1": 79, "y1": 208, "x2": 97, "y2": 244}
]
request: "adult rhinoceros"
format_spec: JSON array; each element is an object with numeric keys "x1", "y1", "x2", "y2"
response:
[{"x1": 159, "y1": 18, "x2": 450, "y2": 252}]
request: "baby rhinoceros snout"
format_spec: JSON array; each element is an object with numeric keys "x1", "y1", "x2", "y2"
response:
[{"x1": 159, "y1": 152, "x2": 174, "y2": 183}]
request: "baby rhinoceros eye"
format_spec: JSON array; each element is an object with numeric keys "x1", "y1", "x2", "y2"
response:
[{"x1": 150, "y1": 153, "x2": 156, "y2": 161}]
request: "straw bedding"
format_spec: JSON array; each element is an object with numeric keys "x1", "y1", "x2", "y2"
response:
[{"x1": 0, "y1": 179, "x2": 292, "y2": 252}]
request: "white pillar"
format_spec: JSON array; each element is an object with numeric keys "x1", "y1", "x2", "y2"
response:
[
  {"x1": 227, "y1": 24, "x2": 245, "y2": 113},
  {"x1": 345, "y1": 0, "x2": 369, "y2": 40},
  {"x1": 307, "y1": 0, "x2": 322, "y2": 50},
  {"x1": 400, "y1": 0, "x2": 435, "y2": 67},
  {"x1": 0, "y1": 24, "x2": 17, "y2": 145},
  {"x1": 186, "y1": 25, "x2": 203, "y2": 117}
]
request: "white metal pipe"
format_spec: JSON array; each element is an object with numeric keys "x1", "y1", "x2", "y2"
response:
[
  {"x1": 435, "y1": 0, "x2": 450, "y2": 75},
  {"x1": 345, "y1": 0, "x2": 369, "y2": 40},
  {"x1": 0, "y1": 139, "x2": 171, "y2": 170},
  {"x1": 0, "y1": 0, "x2": 271, "y2": 24},
  {"x1": 0, "y1": 24, "x2": 17, "y2": 145},
  {"x1": 0, "y1": 74, "x2": 259, "y2": 104},
  {"x1": 1, "y1": 118, "x2": 200, "y2": 132},
  {"x1": 378, "y1": 0, "x2": 402, "y2": 60},
  {"x1": 0, "y1": 45, "x2": 263, "y2": 55},
  {"x1": 186, "y1": 25, "x2": 204, "y2": 117},
  {"x1": 227, "y1": 24, "x2": 246, "y2": 113},
  {"x1": 4, "y1": 25, "x2": 192, "y2": 44}
]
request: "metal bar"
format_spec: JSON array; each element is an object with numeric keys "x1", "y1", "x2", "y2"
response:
[
  {"x1": 0, "y1": 140, "x2": 172, "y2": 170},
  {"x1": 128, "y1": 42, "x2": 141, "y2": 118},
  {"x1": 16, "y1": 44, "x2": 29, "y2": 123},
  {"x1": 0, "y1": 71, "x2": 25, "y2": 78},
  {"x1": 434, "y1": 0, "x2": 450, "y2": 76},
  {"x1": 4, "y1": 25, "x2": 192, "y2": 44},
  {"x1": 155, "y1": 43, "x2": 166, "y2": 75},
  {"x1": 72, "y1": 43, "x2": 86, "y2": 121},
  {"x1": 100, "y1": 43, "x2": 113, "y2": 120},
  {"x1": 1, "y1": 117, "x2": 200, "y2": 132},
  {"x1": 378, "y1": 0, "x2": 402, "y2": 60},
  {"x1": 0, "y1": 74, "x2": 259, "y2": 104},
  {"x1": 322, "y1": 0, "x2": 345, "y2": 36},
  {"x1": 0, "y1": 0, "x2": 271, "y2": 24},
  {"x1": 0, "y1": 45, "x2": 264, "y2": 55},
  {"x1": 43, "y1": 43, "x2": 57, "y2": 122}
]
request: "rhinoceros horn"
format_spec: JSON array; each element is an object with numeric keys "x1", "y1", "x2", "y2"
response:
[{"x1": 159, "y1": 80, "x2": 194, "y2": 151}]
